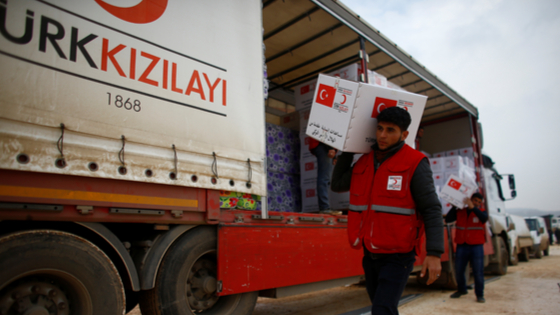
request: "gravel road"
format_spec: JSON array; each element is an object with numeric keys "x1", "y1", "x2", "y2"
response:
[{"x1": 129, "y1": 245, "x2": 560, "y2": 315}]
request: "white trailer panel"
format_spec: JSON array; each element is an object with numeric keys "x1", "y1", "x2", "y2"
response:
[{"x1": 0, "y1": 0, "x2": 266, "y2": 195}]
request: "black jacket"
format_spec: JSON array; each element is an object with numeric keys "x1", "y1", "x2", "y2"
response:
[{"x1": 331, "y1": 141, "x2": 444, "y2": 257}]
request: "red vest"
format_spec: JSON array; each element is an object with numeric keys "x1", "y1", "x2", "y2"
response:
[
  {"x1": 454, "y1": 208, "x2": 486, "y2": 245},
  {"x1": 308, "y1": 138, "x2": 319, "y2": 151},
  {"x1": 347, "y1": 144, "x2": 425, "y2": 254}
]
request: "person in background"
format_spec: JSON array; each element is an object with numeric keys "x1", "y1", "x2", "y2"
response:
[
  {"x1": 445, "y1": 192, "x2": 488, "y2": 303},
  {"x1": 331, "y1": 107, "x2": 443, "y2": 315},
  {"x1": 309, "y1": 138, "x2": 337, "y2": 214}
]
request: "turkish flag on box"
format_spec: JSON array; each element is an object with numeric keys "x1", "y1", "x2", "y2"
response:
[
  {"x1": 439, "y1": 174, "x2": 477, "y2": 208},
  {"x1": 315, "y1": 84, "x2": 336, "y2": 107}
]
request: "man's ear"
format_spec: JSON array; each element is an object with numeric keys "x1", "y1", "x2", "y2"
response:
[{"x1": 401, "y1": 130, "x2": 409, "y2": 141}]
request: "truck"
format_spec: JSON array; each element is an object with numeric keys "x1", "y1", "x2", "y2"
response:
[{"x1": 0, "y1": 1, "x2": 517, "y2": 315}]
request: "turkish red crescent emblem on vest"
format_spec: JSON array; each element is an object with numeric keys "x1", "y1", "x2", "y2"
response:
[
  {"x1": 372, "y1": 97, "x2": 397, "y2": 118},
  {"x1": 95, "y1": 0, "x2": 168, "y2": 24},
  {"x1": 448, "y1": 178, "x2": 462, "y2": 190}
]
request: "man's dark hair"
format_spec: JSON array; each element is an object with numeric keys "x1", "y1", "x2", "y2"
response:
[
  {"x1": 377, "y1": 107, "x2": 411, "y2": 131},
  {"x1": 472, "y1": 192, "x2": 484, "y2": 200}
]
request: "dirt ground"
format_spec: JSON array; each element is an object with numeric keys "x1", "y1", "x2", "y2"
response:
[{"x1": 128, "y1": 245, "x2": 560, "y2": 315}]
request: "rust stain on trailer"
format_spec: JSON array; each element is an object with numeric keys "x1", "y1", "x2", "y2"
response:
[{"x1": 0, "y1": 185, "x2": 198, "y2": 208}]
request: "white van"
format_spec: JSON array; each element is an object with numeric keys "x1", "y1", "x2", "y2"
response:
[
  {"x1": 507, "y1": 214, "x2": 534, "y2": 263},
  {"x1": 524, "y1": 217, "x2": 550, "y2": 258}
]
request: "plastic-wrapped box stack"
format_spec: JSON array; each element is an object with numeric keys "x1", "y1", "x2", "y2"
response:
[
  {"x1": 265, "y1": 123, "x2": 301, "y2": 212},
  {"x1": 430, "y1": 147, "x2": 477, "y2": 214},
  {"x1": 219, "y1": 123, "x2": 301, "y2": 212}
]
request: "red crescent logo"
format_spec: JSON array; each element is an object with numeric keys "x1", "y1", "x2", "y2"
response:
[
  {"x1": 378, "y1": 103, "x2": 386, "y2": 113},
  {"x1": 320, "y1": 89, "x2": 328, "y2": 100},
  {"x1": 392, "y1": 179, "x2": 398, "y2": 185},
  {"x1": 95, "y1": 0, "x2": 168, "y2": 24},
  {"x1": 341, "y1": 94, "x2": 347, "y2": 105}
]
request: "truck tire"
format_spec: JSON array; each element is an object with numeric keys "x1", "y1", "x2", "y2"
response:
[
  {"x1": 518, "y1": 247, "x2": 530, "y2": 262},
  {"x1": 489, "y1": 237, "x2": 508, "y2": 275},
  {"x1": 544, "y1": 243, "x2": 549, "y2": 256},
  {"x1": 509, "y1": 246, "x2": 519, "y2": 266},
  {"x1": 0, "y1": 230, "x2": 125, "y2": 315},
  {"x1": 140, "y1": 226, "x2": 258, "y2": 315}
]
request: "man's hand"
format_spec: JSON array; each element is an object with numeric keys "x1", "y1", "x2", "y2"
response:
[
  {"x1": 327, "y1": 149, "x2": 336, "y2": 159},
  {"x1": 465, "y1": 197, "x2": 474, "y2": 209},
  {"x1": 420, "y1": 255, "x2": 442, "y2": 285}
]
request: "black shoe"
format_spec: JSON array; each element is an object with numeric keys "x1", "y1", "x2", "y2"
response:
[
  {"x1": 450, "y1": 291, "x2": 468, "y2": 298},
  {"x1": 477, "y1": 296, "x2": 486, "y2": 303}
]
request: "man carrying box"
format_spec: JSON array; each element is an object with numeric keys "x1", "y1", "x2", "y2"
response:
[
  {"x1": 331, "y1": 107, "x2": 443, "y2": 315},
  {"x1": 445, "y1": 192, "x2": 488, "y2": 303}
]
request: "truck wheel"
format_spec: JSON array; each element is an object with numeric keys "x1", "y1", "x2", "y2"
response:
[
  {"x1": 0, "y1": 230, "x2": 125, "y2": 315},
  {"x1": 544, "y1": 243, "x2": 549, "y2": 256},
  {"x1": 518, "y1": 247, "x2": 530, "y2": 262},
  {"x1": 140, "y1": 226, "x2": 258, "y2": 315},
  {"x1": 490, "y1": 237, "x2": 508, "y2": 275},
  {"x1": 509, "y1": 246, "x2": 519, "y2": 266}
]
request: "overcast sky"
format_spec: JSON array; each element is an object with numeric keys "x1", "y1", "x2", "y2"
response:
[{"x1": 341, "y1": 0, "x2": 560, "y2": 211}]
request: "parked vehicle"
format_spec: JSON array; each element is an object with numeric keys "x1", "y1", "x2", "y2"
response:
[
  {"x1": 525, "y1": 217, "x2": 550, "y2": 258},
  {"x1": 507, "y1": 214, "x2": 534, "y2": 263},
  {"x1": 0, "y1": 1, "x2": 517, "y2": 314}
]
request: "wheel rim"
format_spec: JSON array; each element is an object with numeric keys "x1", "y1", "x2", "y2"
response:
[
  {"x1": 0, "y1": 270, "x2": 92, "y2": 315},
  {"x1": 186, "y1": 252, "x2": 219, "y2": 313}
]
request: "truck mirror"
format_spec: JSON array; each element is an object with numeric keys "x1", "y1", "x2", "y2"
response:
[
  {"x1": 511, "y1": 190, "x2": 517, "y2": 198},
  {"x1": 508, "y1": 175, "x2": 516, "y2": 190}
]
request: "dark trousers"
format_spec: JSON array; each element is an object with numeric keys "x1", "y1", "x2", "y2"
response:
[
  {"x1": 310, "y1": 143, "x2": 333, "y2": 210},
  {"x1": 362, "y1": 250, "x2": 416, "y2": 315},
  {"x1": 455, "y1": 243, "x2": 484, "y2": 297}
]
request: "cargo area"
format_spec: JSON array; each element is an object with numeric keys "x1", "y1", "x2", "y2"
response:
[{"x1": 260, "y1": 0, "x2": 482, "y2": 213}]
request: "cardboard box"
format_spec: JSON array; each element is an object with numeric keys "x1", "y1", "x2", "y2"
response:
[
  {"x1": 305, "y1": 74, "x2": 427, "y2": 153},
  {"x1": 441, "y1": 198, "x2": 453, "y2": 215},
  {"x1": 387, "y1": 81, "x2": 405, "y2": 91},
  {"x1": 432, "y1": 151, "x2": 446, "y2": 158},
  {"x1": 444, "y1": 156, "x2": 464, "y2": 171},
  {"x1": 294, "y1": 64, "x2": 359, "y2": 111},
  {"x1": 439, "y1": 174, "x2": 477, "y2": 208},
  {"x1": 445, "y1": 149, "x2": 460, "y2": 157},
  {"x1": 279, "y1": 111, "x2": 299, "y2": 131},
  {"x1": 432, "y1": 172, "x2": 445, "y2": 187},
  {"x1": 300, "y1": 156, "x2": 318, "y2": 178},
  {"x1": 368, "y1": 70, "x2": 387, "y2": 87},
  {"x1": 300, "y1": 178, "x2": 319, "y2": 213},
  {"x1": 299, "y1": 109, "x2": 311, "y2": 135},
  {"x1": 459, "y1": 147, "x2": 474, "y2": 158},
  {"x1": 464, "y1": 156, "x2": 475, "y2": 169},
  {"x1": 429, "y1": 157, "x2": 444, "y2": 172}
]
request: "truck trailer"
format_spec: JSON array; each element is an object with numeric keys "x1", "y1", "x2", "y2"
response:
[{"x1": 0, "y1": 1, "x2": 517, "y2": 314}]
